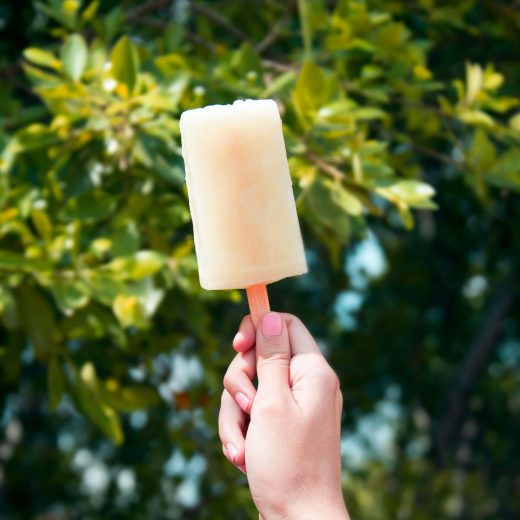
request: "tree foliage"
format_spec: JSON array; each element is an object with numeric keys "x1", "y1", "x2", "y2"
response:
[{"x1": 0, "y1": 1, "x2": 519, "y2": 518}]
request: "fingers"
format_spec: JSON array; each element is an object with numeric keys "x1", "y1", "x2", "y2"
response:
[
  {"x1": 255, "y1": 312, "x2": 291, "y2": 396},
  {"x1": 284, "y1": 314, "x2": 322, "y2": 357},
  {"x1": 223, "y1": 349, "x2": 257, "y2": 414},
  {"x1": 219, "y1": 390, "x2": 247, "y2": 470},
  {"x1": 232, "y1": 313, "x2": 320, "y2": 357},
  {"x1": 232, "y1": 315, "x2": 256, "y2": 353}
]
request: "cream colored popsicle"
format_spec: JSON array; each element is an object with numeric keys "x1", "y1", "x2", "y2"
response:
[{"x1": 180, "y1": 99, "x2": 307, "y2": 315}]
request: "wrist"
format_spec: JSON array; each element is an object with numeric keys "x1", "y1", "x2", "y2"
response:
[
  {"x1": 261, "y1": 491, "x2": 349, "y2": 520},
  {"x1": 290, "y1": 500, "x2": 349, "y2": 520}
]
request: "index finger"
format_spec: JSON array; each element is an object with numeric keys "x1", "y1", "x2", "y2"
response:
[
  {"x1": 284, "y1": 314, "x2": 322, "y2": 356},
  {"x1": 232, "y1": 315, "x2": 256, "y2": 353}
]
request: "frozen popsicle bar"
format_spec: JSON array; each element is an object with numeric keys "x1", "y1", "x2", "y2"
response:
[{"x1": 179, "y1": 99, "x2": 307, "y2": 292}]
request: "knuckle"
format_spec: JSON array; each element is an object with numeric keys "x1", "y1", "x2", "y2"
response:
[
  {"x1": 257, "y1": 355, "x2": 290, "y2": 374},
  {"x1": 240, "y1": 314, "x2": 252, "y2": 330},
  {"x1": 287, "y1": 313, "x2": 302, "y2": 326},
  {"x1": 284, "y1": 313, "x2": 301, "y2": 329},
  {"x1": 218, "y1": 428, "x2": 228, "y2": 445},
  {"x1": 337, "y1": 390, "x2": 344, "y2": 414},
  {"x1": 223, "y1": 371, "x2": 233, "y2": 391},
  {"x1": 253, "y1": 398, "x2": 283, "y2": 417},
  {"x1": 319, "y1": 365, "x2": 340, "y2": 393},
  {"x1": 259, "y1": 342, "x2": 289, "y2": 361}
]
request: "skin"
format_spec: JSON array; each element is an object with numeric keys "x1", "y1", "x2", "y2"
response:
[{"x1": 218, "y1": 312, "x2": 350, "y2": 520}]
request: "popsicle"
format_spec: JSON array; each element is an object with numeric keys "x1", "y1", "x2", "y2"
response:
[{"x1": 179, "y1": 99, "x2": 307, "y2": 325}]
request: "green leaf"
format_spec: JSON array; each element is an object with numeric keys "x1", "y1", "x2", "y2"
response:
[
  {"x1": 35, "y1": 1, "x2": 77, "y2": 30},
  {"x1": 0, "y1": 284, "x2": 18, "y2": 329},
  {"x1": 129, "y1": 278, "x2": 164, "y2": 318},
  {"x1": 112, "y1": 294, "x2": 147, "y2": 328},
  {"x1": 48, "y1": 355, "x2": 64, "y2": 411},
  {"x1": 298, "y1": 177, "x2": 353, "y2": 261},
  {"x1": 375, "y1": 179, "x2": 437, "y2": 210},
  {"x1": 62, "y1": 190, "x2": 117, "y2": 223},
  {"x1": 106, "y1": 251, "x2": 165, "y2": 280},
  {"x1": 101, "y1": 380, "x2": 159, "y2": 413},
  {"x1": 60, "y1": 33, "x2": 88, "y2": 82},
  {"x1": 81, "y1": 0, "x2": 100, "y2": 24},
  {"x1": 261, "y1": 71, "x2": 296, "y2": 98},
  {"x1": 486, "y1": 148, "x2": 520, "y2": 192},
  {"x1": 292, "y1": 60, "x2": 331, "y2": 127},
  {"x1": 23, "y1": 48, "x2": 61, "y2": 69},
  {"x1": 388, "y1": 180, "x2": 436, "y2": 203},
  {"x1": 52, "y1": 277, "x2": 89, "y2": 313},
  {"x1": 398, "y1": 205, "x2": 414, "y2": 230},
  {"x1": 88, "y1": 38, "x2": 107, "y2": 71},
  {"x1": 375, "y1": 22, "x2": 409, "y2": 50},
  {"x1": 164, "y1": 23, "x2": 185, "y2": 51},
  {"x1": 13, "y1": 123, "x2": 59, "y2": 152},
  {"x1": 317, "y1": 99, "x2": 357, "y2": 125},
  {"x1": 465, "y1": 62, "x2": 483, "y2": 104},
  {"x1": 0, "y1": 251, "x2": 52, "y2": 273},
  {"x1": 469, "y1": 129, "x2": 496, "y2": 171},
  {"x1": 332, "y1": 187, "x2": 364, "y2": 216},
  {"x1": 231, "y1": 42, "x2": 263, "y2": 78},
  {"x1": 16, "y1": 285, "x2": 56, "y2": 361},
  {"x1": 85, "y1": 272, "x2": 126, "y2": 306},
  {"x1": 22, "y1": 63, "x2": 60, "y2": 86},
  {"x1": 352, "y1": 107, "x2": 387, "y2": 121},
  {"x1": 75, "y1": 363, "x2": 123, "y2": 444},
  {"x1": 510, "y1": 113, "x2": 520, "y2": 132},
  {"x1": 110, "y1": 35, "x2": 140, "y2": 94},
  {"x1": 297, "y1": 0, "x2": 326, "y2": 56},
  {"x1": 457, "y1": 109, "x2": 494, "y2": 128},
  {"x1": 152, "y1": 155, "x2": 185, "y2": 188},
  {"x1": 110, "y1": 222, "x2": 140, "y2": 257},
  {"x1": 31, "y1": 209, "x2": 52, "y2": 240}
]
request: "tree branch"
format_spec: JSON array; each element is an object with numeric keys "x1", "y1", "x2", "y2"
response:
[
  {"x1": 255, "y1": 1, "x2": 295, "y2": 54},
  {"x1": 436, "y1": 284, "x2": 516, "y2": 460},
  {"x1": 128, "y1": 1, "x2": 250, "y2": 43},
  {"x1": 191, "y1": 3, "x2": 251, "y2": 42},
  {"x1": 412, "y1": 142, "x2": 465, "y2": 169},
  {"x1": 306, "y1": 152, "x2": 344, "y2": 182},
  {"x1": 261, "y1": 59, "x2": 299, "y2": 73},
  {"x1": 127, "y1": 0, "x2": 171, "y2": 21}
]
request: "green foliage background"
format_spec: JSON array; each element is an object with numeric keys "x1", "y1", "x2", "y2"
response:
[{"x1": 0, "y1": 0, "x2": 519, "y2": 518}]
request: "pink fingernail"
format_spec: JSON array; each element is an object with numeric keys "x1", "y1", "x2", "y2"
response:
[
  {"x1": 261, "y1": 312, "x2": 282, "y2": 337},
  {"x1": 235, "y1": 392, "x2": 250, "y2": 413},
  {"x1": 226, "y1": 443, "x2": 238, "y2": 463}
]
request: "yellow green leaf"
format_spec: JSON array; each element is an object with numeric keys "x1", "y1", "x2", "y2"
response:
[
  {"x1": 110, "y1": 36, "x2": 139, "y2": 94},
  {"x1": 23, "y1": 48, "x2": 61, "y2": 70},
  {"x1": 31, "y1": 209, "x2": 52, "y2": 240},
  {"x1": 60, "y1": 33, "x2": 88, "y2": 81}
]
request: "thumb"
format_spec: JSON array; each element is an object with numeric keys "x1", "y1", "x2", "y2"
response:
[{"x1": 256, "y1": 312, "x2": 291, "y2": 396}]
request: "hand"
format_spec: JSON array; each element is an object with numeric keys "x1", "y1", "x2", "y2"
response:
[{"x1": 219, "y1": 312, "x2": 349, "y2": 520}]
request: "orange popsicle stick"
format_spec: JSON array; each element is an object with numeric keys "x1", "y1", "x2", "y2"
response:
[{"x1": 246, "y1": 284, "x2": 270, "y2": 327}]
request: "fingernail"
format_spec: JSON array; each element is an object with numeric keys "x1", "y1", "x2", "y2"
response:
[
  {"x1": 261, "y1": 312, "x2": 282, "y2": 337},
  {"x1": 235, "y1": 392, "x2": 250, "y2": 413},
  {"x1": 226, "y1": 443, "x2": 238, "y2": 463}
]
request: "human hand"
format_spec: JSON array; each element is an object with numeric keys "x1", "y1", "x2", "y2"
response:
[{"x1": 219, "y1": 312, "x2": 349, "y2": 520}]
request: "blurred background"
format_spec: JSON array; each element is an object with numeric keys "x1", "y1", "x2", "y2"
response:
[{"x1": 0, "y1": 0, "x2": 519, "y2": 518}]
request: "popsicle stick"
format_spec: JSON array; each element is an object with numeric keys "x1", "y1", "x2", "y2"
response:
[{"x1": 246, "y1": 284, "x2": 270, "y2": 327}]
